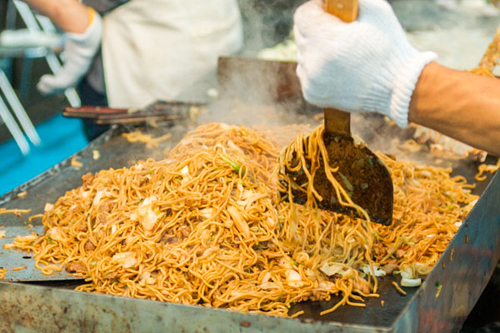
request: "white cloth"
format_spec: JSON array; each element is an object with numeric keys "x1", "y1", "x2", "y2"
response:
[
  {"x1": 37, "y1": 10, "x2": 103, "y2": 95},
  {"x1": 101, "y1": 0, "x2": 243, "y2": 108},
  {"x1": 293, "y1": 0, "x2": 437, "y2": 128}
]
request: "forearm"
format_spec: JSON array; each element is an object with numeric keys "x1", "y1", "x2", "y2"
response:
[
  {"x1": 409, "y1": 62, "x2": 500, "y2": 156},
  {"x1": 23, "y1": 0, "x2": 90, "y2": 33}
]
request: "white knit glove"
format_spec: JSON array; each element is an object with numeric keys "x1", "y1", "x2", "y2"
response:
[
  {"x1": 293, "y1": 0, "x2": 437, "y2": 127},
  {"x1": 37, "y1": 8, "x2": 102, "y2": 95}
]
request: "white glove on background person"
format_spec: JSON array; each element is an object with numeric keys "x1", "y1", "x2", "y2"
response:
[
  {"x1": 37, "y1": 8, "x2": 102, "y2": 95},
  {"x1": 294, "y1": 0, "x2": 437, "y2": 127}
]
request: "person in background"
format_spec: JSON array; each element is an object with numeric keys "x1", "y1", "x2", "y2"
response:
[
  {"x1": 23, "y1": 0, "x2": 243, "y2": 140},
  {"x1": 293, "y1": 0, "x2": 500, "y2": 157}
]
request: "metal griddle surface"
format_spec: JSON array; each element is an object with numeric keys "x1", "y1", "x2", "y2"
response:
[
  {"x1": 0, "y1": 121, "x2": 498, "y2": 332},
  {"x1": 0, "y1": 225, "x2": 82, "y2": 282},
  {"x1": 0, "y1": 126, "x2": 184, "y2": 282},
  {"x1": 287, "y1": 122, "x2": 496, "y2": 325}
]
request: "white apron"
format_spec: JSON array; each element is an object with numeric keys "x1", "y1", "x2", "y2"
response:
[{"x1": 101, "y1": 0, "x2": 243, "y2": 108}]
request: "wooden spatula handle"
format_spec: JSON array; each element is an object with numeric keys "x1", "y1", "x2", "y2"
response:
[
  {"x1": 323, "y1": 0, "x2": 358, "y2": 135},
  {"x1": 324, "y1": 108, "x2": 351, "y2": 136},
  {"x1": 325, "y1": 0, "x2": 358, "y2": 22}
]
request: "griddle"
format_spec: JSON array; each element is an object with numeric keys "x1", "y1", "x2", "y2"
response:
[{"x1": 0, "y1": 115, "x2": 499, "y2": 332}]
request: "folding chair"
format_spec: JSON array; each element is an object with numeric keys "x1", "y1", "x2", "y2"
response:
[
  {"x1": 10, "y1": 0, "x2": 82, "y2": 108},
  {"x1": 0, "y1": 0, "x2": 85, "y2": 155},
  {"x1": 0, "y1": 46, "x2": 45, "y2": 155},
  {"x1": 0, "y1": 72, "x2": 31, "y2": 156}
]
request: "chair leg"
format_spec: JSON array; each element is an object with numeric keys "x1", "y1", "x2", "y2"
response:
[
  {"x1": 19, "y1": 58, "x2": 33, "y2": 103},
  {"x1": 0, "y1": 70, "x2": 41, "y2": 146},
  {"x1": 64, "y1": 88, "x2": 82, "y2": 108},
  {"x1": 0, "y1": 58, "x2": 14, "y2": 82},
  {"x1": 0, "y1": 97, "x2": 30, "y2": 156},
  {"x1": 6, "y1": 0, "x2": 18, "y2": 30},
  {"x1": 13, "y1": 0, "x2": 82, "y2": 108}
]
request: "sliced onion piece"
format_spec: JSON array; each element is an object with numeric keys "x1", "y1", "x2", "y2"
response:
[{"x1": 401, "y1": 277, "x2": 422, "y2": 287}]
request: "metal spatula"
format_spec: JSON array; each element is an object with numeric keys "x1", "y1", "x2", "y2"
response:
[{"x1": 280, "y1": 0, "x2": 393, "y2": 225}]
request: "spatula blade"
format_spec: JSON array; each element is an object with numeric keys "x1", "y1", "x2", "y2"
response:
[{"x1": 280, "y1": 132, "x2": 393, "y2": 225}]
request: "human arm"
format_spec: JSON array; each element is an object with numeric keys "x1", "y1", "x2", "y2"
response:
[
  {"x1": 23, "y1": 0, "x2": 90, "y2": 33},
  {"x1": 409, "y1": 62, "x2": 500, "y2": 156},
  {"x1": 22, "y1": 0, "x2": 102, "y2": 95},
  {"x1": 293, "y1": 0, "x2": 500, "y2": 156}
]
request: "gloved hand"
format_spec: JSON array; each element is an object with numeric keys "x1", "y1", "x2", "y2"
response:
[
  {"x1": 37, "y1": 8, "x2": 102, "y2": 95},
  {"x1": 293, "y1": 0, "x2": 437, "y2": 127}
]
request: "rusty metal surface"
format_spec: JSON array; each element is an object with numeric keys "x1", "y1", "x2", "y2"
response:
[
  {"x1": 389, "y1": 132, "x2": 500, "y2": 332},
  {"x1": 1, "y1": 0, "x2": 497, "y2": 329},
  {"x1": 1, "y1": 52, "x2": 499, "y2": 331},
  {"x1": 0, "y1": 119, "x2": 498, "y2": 332},
  {"x1": 396, "y1": 173, "x2": 500, "y2": 332},
  {"x1": 0, "y1": 125, "x2": 188, "y2": 217},
  {"x1": 0, "y1": 281, "x2": 380, "y2": 333},
  {"x1": 0, "y1": 225, "x2": 82, "y2": 282},
  {"x1": 0, "y1": 124, "x2": 192, "y2": 283},
  {"x1": 287, "y1": 166, "x2": 500, "y2": 332}
]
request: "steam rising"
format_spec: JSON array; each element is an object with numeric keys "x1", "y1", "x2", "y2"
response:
[
  {"x1": 206, "y1": 55, "x2": 319, "y2": 129},
  {"x1": 177, "y1": 0, "x2": 489, "y2": 168}
]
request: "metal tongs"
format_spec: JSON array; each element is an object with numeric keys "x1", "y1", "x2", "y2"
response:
[{"x1": 63, "y1": 100, "x2": 206, "y2": 125}]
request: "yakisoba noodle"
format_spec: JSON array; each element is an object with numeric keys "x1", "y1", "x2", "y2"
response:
[
  {"x1": 0, "y1": 208, "x2": 31, "y2": 216},
  {"x1": 11, "y1": 123, "x2": 477, "y2": 316},
  {"x1": 476, "y1": 158, "x2": 500, "y2": 182},
  {"x1": 471, "y1": 28, "x2": 500, "y2": 77},
  {"x1": 122, "y1": 131, "x2": 173, "y2": 149}
]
